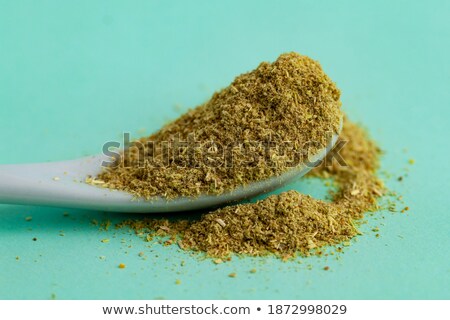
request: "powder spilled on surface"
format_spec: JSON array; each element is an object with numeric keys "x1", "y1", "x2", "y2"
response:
[
  {"x1": 117, "y1": 118, "x2": 386, "y2": 259},
  {"x1": 97, "y1": 52, "x2": 342, "y2": 199}
]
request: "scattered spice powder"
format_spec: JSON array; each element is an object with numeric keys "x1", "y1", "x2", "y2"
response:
[
  {"x1": 100, "y1": 220, "x2": 112, "y2": 231},
  {"x1": 118, "y1": 263, "x2": 126, "y2": 269},
  {"x1": 178, "y1": 190, "x2": 356, "y2": 258},
  {"x1": 97, "y1": 52, "x2": 342, "y2": 199}
]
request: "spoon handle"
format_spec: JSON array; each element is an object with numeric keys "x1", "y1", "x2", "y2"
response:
[{"x1": 0, "y1": 156, "x2": 108, "y2": 209}]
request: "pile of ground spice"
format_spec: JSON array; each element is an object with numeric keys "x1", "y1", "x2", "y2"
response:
[
  {"x1": 117, "y1": 117, "x2": 386, "y2": 259},
  {"x1": 97, "y1": 52, "x2": 342, "y2": 198}
]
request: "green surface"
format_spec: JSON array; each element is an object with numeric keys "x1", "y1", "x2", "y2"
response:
[{"x1": 0, "y1": 0, "x2": 449, "y2": 299}]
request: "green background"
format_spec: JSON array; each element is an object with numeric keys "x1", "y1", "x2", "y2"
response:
[{"x1": 0, "y1": 0, "x2": 448, "y2": 299}]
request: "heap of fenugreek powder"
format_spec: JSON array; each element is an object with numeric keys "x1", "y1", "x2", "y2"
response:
[
  {"x1": 118, "y1": 117, "x2": 386, "y2": 259},
  {"x1": 97, "y1": 52, "x2": 342, "y2": 198}
]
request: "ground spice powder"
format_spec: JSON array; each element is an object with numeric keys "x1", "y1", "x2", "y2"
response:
[
  {"x1": 100, "y1": 52, "x2": 389, "y2": 259},
  {"x1": 117, "y1": 117, "x2": 386, "y2": 259},
  {"x1": 98, "y1": 52, "x2": 342, "y2": 199}
]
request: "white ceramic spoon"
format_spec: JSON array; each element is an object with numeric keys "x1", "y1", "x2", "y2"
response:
[{"x1": 0, "y1": 127, "x2": 340, "y2": 213}]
